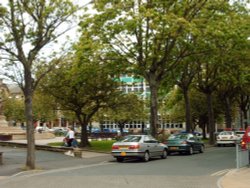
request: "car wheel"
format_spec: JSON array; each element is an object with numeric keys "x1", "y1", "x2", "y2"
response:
[
  {"x1": 199, "y1": 145, "x2": 205, "y2": 153},
  {"x1": 188, "y1": 147, "x2": 193, "y2": 155},
  {"x1": 142, "y1": 151, "x2": 150, "y2": 162},
  {"x1": 161, "y1": 149, "x2": 168, "y2": 159},
  {"x1": 116, "y1": 157, "x2": 124, "y2": 162}
]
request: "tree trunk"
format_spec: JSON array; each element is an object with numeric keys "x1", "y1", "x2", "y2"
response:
[
  {"x1": 183, "y1": 89, "x2": 192, "y2": 133},
  {"x1": 80, "y1": 121, "x2": 89, "y2": 147},
  {"x1": 149, "y1": 83, "x2": 158, "y2": 137},
  {"x1": 141, "y1": 121, "x2": 145, "y2": 133},
  {"x1": 207, "y1": 93, "x2": 215, "y2": 145},
  {"x1": 224, "y1": 97, "x2": 232, "y2": 129},
  {"x1": 202, "y1": 124, "x2": 207, "y2": 139},
  {"x1": 239, "y1": 95, "x2": 250, "y2": 129},
  {"x1": 76, "y1": 113, "x2": 89, "y2": 148},
  {"x1": 118, "y1": 122, "x2": 124, "y2": 135},
  {"x1": 24, "y1": 73, "x2": 35, "y2": 169},
  {"x1": 198, "y1": 115, "x2": 207, "y2": 139},
  {"x1": 243, "y1": 110, "x2": 248, "y2": 129}
]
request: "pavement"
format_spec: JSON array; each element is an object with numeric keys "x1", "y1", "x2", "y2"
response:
[
  {"x1": 0, "y1": 137, "x2": 112, "y2": 178},
  {"x1": 219, "y1": 167, "x2": 250, "y2": 188},
  {"x1": 0, "y1": 137, "x2": 250, "y2": 188}
]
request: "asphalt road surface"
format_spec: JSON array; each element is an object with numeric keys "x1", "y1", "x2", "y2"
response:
[{"x1": 0, "y1": 146, "x2": 236, "y2": 188}]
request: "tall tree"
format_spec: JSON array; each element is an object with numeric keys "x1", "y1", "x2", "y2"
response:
[
  {"x1": 175, "y1": 57, "x2": 200, "y2": 133},
  {"x1": 216, "y1": 7, "x2": 250, "y2": 129},
  {"x1": 0, "y1": 0, "x2": 78, "y2": 169},
  {"x1": 194, "y1": 1, "x2": 249, "y2": 144},
  {"x1": 236, "y1": 60, "x2": 250, "y2": 128},
  {"x1": 80, "y1": 0, "x2": 227, "y2": 137}
]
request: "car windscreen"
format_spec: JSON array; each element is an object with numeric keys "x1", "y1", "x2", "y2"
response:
[
  {"x1": 168, "y1": 134, "x2": 188, "y2": 140},
  {"x1": 121, "y1": 136, "x2": 141, "y2": 142}
]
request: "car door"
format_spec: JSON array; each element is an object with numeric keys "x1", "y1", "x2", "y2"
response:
[
  {"x1": 192, "y1": 136, "x2": 201, "y2": 151},
  {"x1": 187, "y1": 135, "x2": 197, "y2": 150},
  {"x1": 149, "y1": 135, "x2": 162, "y2": 156},
  {"x1": 143, "y1": 135, "x2": 158, "y2": 156}
]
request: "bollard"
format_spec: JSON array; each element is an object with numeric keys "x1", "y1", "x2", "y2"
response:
[
  {"x1": 73, "y1": 148, "x2": 82, "y2": 158},
  {"x1": 236, "y1": 140, "x2": 249, "y2": 168}
]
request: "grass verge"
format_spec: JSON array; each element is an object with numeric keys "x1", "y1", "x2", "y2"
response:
[{"x1": 48, "y1": 140, "x2": 115, "y2": 153}]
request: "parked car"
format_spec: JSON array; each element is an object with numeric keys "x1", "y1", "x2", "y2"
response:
[
  {"x1": 52, "y1": 127, "x2": 68, "y2": 135},
  {"x1": 35, "y1": 126, "x2": 54, "y2": 133},
  {"x1": 180, "y1": 130, "x2": 203, "y2": 138},
  {"x1": 235, "y1": 130, "x2": 245, "y2": 140},
  {"x1": 165, "y1": 133, "x2": 204, "y2": 155},
  {"x1": 91, "y1": 128, "x2": 101, "y2": 133},
  {"x1": 111, "y1": 135, "x2": 168, "y2": 162},
  {"x1": 216, "y1": 131, "x2": 238, "y2": 146}
]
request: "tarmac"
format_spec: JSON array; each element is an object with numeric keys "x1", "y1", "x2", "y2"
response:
[{"x1": 0, "y1": 137, "x2": 249, "y2": 188}]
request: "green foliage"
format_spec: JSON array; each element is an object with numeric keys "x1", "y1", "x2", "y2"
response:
[
  {"x1": 4, "y1": 97, "x2": 25, "y2": 123},
  {"x1": 40, "y1": 35, "x2": 124, "y2": 146},
  {"x1": 108, "y1": 94, "x2": 146, "y2": 121},
  {"x1": 79, "y1": 0, "x2": 250, "y2": 137},
  {"x1": 160, "y1": 87, "x2": 185, "y2": 121},
  {"x1": 32, "y1": 91, "x2": 57, "y2": 122},
  {"x1": 41, "y1": 55, "x2": 121, "y2": 116}
]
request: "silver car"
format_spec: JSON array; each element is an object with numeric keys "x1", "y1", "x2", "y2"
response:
[{"x1": 111, "y1": 135, "x2": 168, "y2": 162}]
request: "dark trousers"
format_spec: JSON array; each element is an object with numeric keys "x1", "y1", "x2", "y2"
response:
[{"x1": 67, "y1": 138, "x2": 74, "y2": 147}]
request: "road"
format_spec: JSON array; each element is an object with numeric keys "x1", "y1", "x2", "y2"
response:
[{"x1": 0, "y1": 146, "x2": 236, "y2": 188}]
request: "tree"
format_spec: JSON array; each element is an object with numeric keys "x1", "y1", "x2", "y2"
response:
[
  {"x1": 80, "y1": 0, "x2": 229, "y2": 137},
  {"x1": 40, "y1": 53, "x2": 123, "y2": 147},
  {"x1": 236, "y1": 60, "x2": 250, "y2": 128},
  {"x1": 161, "y1": 87, "x2": 185, "y2": 123},
  {"x1": 0, "y1": 0, "x2": 78, "y2": 169},
  {"x1": 215, "y1": 8, "x2": 250, "y2": 129},
  {"x1": 105, "y1": 93, "x2": 147, "y2": 135},
  {"x1": 174, "y1": 56, "x2": 200, "y2": 133},
  {"x1": 4, "y1": 96, "x2": 25, "y2": 125},
  {"x1": 191, "y1": 1, "x2": 250, "y2": 144},
  {"x1": 32, "y1": 91, "x2": 57, "y2": 125}
]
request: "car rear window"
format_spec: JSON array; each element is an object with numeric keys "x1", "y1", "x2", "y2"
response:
[
  {"x1": 121, "y1": 136, "x2": 141, "y2": 142},
  {"x1": 169, "y1": 134, "x2": 188, "y2": 140}
]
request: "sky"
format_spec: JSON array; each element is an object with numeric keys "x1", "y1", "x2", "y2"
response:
[{"x1": 0, "y1": 0, "x2": 93, "y2": 84}]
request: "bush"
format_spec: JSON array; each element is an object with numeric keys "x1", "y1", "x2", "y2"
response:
[{"x1": 157, "y1": 133, "x2": 170, "y2": 143}]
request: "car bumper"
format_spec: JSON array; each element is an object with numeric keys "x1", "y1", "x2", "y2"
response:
[
  {"x1": 111, "y1": 151, "x2": 145, "y2": 158},
  {"x1": 167, "y1": 145, "x2": 190, "y2": 152},
  {"x1": 216, "y1": 140, "x2": 236, "y2": 145}
]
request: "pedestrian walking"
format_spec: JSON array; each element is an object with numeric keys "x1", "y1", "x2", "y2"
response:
[{"x1": 65, "y1": 127, "x2": 75, "y2": 147}]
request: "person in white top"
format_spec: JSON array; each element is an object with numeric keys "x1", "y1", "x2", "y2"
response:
[{"x1": 65, "y1": 127, "x2": 75, "y2": 147}]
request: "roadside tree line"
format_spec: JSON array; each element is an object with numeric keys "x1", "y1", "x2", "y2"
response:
[{"x1": 0, "y1": 0, "x2": 249, "y2": 169}]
